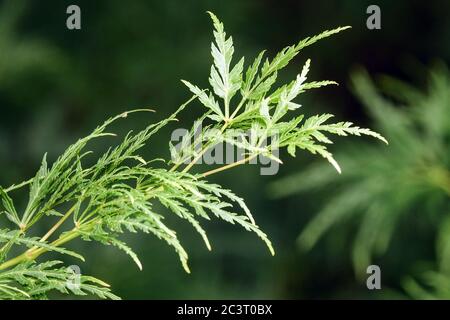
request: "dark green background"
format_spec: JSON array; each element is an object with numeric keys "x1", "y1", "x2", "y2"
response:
[{"x1": 0, "y1": 0, "x2": 449, "y2": 299}]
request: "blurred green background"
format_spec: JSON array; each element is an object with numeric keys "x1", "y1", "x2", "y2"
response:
[{"x1": 0, "y1": 0, "x2": 449, "y2": 299}]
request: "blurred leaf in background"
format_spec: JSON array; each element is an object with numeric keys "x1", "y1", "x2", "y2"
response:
[
  {"x1": 0, "y1": 0, "x2": 64, "y2": 89},
  {"x1": 404, "y1": 214, "x2": 450, "y2": 299},
  {"x1": 270, "y1": 64, "x2": 450, "y2": 296}
]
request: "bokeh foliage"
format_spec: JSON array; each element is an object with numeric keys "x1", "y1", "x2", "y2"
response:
[
  {"x1": 0, "y1": 0, "x2": 449, "y2": 298},
  {"x1": 271, "y1": 65, "x2": 450, "y2": 298}
]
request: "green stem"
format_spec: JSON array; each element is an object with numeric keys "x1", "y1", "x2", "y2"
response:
[
  {"x1": 0, "y1": 219, "x2": 97, "y2": 271},
  {"x1": 179, "y1": 97, "x2": 248, "y2": 174},
  {"x1": 201, "y1": 154, "x2": 257, "y2": 177},
  {"x1": 4, "y1": 178, "x2": 34, "y2": 193},
  {"x1": 180, "y1": 121, "x2": 230, "y2": 173},
  {"x1": 28, "y1": 228, "x2": 83, "y2": 260},
  {"x1": 0, "y1": 252, "x2": 28, "y2": 271},
  {"x1": 178, "y1": 90, "x2": 253, "y2": 174},
  {"x1": 40, "y1": 205, "x2": 76, "y2": 243},
  {"x1": 0, "y1": 231, "x2": 78, "y2": 271}
]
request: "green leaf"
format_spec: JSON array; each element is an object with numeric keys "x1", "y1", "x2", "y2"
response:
[
  {"x1": 242, "y1": 50, "x2": 265, "y2": 95},
  {"x1": 181, "y1": 80, "x2": 224, "y2": 119},
  {"x1": 0, "y1": 261, "x2": 120, "y2": 300},
  {"x1": 207, "y1": 11, "x2": 242, "y2": 105},
  {"x1": 0, "y1": 229, "x2": 85, "y2": 262},
  {"x1": 0, "y1": 187, "x2": 20, "y2": 226}
]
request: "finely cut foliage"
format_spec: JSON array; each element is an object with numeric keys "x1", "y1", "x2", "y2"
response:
[{"x1": 0, "y1": 13, "x2": 385, "y2": 299}]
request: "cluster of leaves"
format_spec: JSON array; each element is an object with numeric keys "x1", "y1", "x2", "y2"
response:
[
  {"x1": 178, "y1": 13, "x2": 385, "y2": 175},
  {"x1": 0, "y1": 13, "x2": 384, "y2": 299},
  {"x1": 0, "y1": 260, "x2": 119, "y2": 300},
  {"x1": 270, "y1": 65, "x2": 450, "y2": 297}
]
